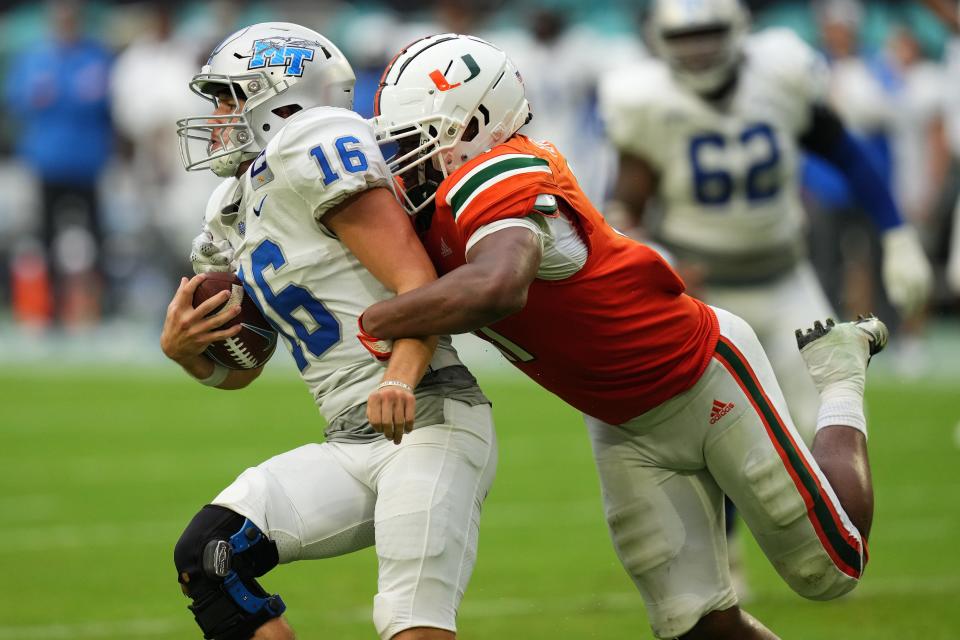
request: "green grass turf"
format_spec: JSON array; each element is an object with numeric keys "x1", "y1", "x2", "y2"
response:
[{"x1": 1, "y1": 367, "x2": 957, "y2": 639}]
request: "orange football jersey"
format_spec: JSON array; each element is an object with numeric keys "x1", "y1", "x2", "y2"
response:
[{"x1": 422, "y1": 135, "x2": 719, "y2": 424}]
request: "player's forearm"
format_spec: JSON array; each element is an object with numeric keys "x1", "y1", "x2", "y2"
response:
[
  {"x1": 366, "y1": 228, "x2": 538, "y2": 338},
  {"x1": 363, "y1": 265, "x2": 521, "y2": 338},
  {"x1": 175, "y1": 352, "x2": 215, "y2": 379},
  {"x1": 802, "y1": 105, "x2": 903, "y2": 231},
  {"x1": 611, "y1": 152, "x2": 657, "y2": 230},
  {"x1": 381, "y1": 336, "x2": 438, "y2": 388},
  {"x1": 825, "y1": 132, "x2": 903, "y2": 232},
  {"x1": 926, "y1": 118, "x2": 950, "y2": 211}
]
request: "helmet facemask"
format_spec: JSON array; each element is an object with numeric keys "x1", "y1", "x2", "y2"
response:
[
  {"x1": 649, "y1": 0, "x2": 749, "y2": 96},
  {"x1": 377, "y1": 114, "x2": 484, "y2": 215},
  {"x1": 176, "y1": 73, "x2": 264, "y2": 178},
  {"x1": 177, "y1": 23, "x2": 357, "y2": 178},
  {"x1": 659, "y1": 24, "x2": 742, "y2": 94}
]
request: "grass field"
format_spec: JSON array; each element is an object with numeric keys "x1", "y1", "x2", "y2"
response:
[{"x1": 2, "y1": 364, "x2": 959, "y2": 639}]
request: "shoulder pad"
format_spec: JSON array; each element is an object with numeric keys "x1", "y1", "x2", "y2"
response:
[
  {"x1": 598, "y1": 60, "x2": 673, "y2": 157},
  {"x1": 746, "y1": 28, "x2": 829, "y2": 104},
  {"x1": 270, "y1": 107, "x2": 370, "y2": 149},
  {"x1": 599, "y1": 60, "x2": 671, "y2": 115},
  {"x1": 266, "y1": 106, "x2": 389, "y2": 220}
]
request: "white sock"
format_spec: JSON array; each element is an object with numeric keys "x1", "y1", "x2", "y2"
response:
[{"x1": 816, "y1": 385, "x2": 867, "y2": 439}]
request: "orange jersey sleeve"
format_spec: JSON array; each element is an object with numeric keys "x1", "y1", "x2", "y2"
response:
[{"x1": 436, "y1": 137, "x2": 571, "y2": 240}]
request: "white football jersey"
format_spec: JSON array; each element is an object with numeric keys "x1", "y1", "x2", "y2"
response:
[
  {"x1": 600, "y1": 28, "x2": 828, "y2": 259},
  {"x1": 203, "y1": 107, "x2": 464, "y2": 423}
]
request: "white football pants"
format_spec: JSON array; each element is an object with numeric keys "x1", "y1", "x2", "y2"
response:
[
  {"x1": 586, "y1": 307, "x2": 864, "y2": 638},
  {"x1": 211, "y1": 399, "x2": 497, "y2": 640}
]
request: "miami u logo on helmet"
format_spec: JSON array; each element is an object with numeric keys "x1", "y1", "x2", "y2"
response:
[
  {"x1": 248, "y1": 39, "x2": 315, "y2": 77},
  {"x1": 429, "y1": 54, "x2": 480, "y2": 92}
]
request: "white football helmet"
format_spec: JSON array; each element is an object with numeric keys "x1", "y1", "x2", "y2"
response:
[
  {"x1": 177, "y1": 22, "x2": 356, "y2": 177},
  {"x1": 373, "y1": 34, "x2": 531, "y2": 213},
  {"x1": 648, "y1": 0, "x2": 749, "y2": 95}
]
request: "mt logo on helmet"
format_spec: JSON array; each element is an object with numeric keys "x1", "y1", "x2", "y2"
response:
[{"x1": 247, "y1": 38, "x2": 318, "y2": 77}]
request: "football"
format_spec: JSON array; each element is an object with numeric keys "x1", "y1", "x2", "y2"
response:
[{"x1": 192, "y1": 272, "x2": 278, "y2": 370}]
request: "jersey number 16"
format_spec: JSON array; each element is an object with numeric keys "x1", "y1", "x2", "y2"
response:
[{"x1": 310, "y1": 136, "x2": 369, "y2": 186}]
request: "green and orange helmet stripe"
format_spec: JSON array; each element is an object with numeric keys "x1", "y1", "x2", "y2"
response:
[{"x1": 374, "y1": 34, "x2": 461, "y2": 117}]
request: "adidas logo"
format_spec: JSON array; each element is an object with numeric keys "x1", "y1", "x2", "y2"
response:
[
  {"x1": 710, "y1": 399, "x2": 735, "y2": 424},
  {"x1": 440, "y1": 237, "x2": 453, "y2": 257}
]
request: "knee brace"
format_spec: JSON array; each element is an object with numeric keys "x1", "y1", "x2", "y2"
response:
[{"x1": 174, "y1": 505, "x2": 285, "y2": 640}]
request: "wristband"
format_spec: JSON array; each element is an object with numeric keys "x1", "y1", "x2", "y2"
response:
[
  {"x1": 815, "y1": 391, "x2": 867, "y2": 439},
  {"x1": 357, "y1": 314, "x2": 393, "y2": 361},
  {"x1": 197, "y1": 362, "x2": 229, "y2": 387},
  {"x1": 377, "y1": 380, "x2": 414, "y2": 393}
]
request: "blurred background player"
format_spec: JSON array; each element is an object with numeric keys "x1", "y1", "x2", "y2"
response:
[
  {"x1": 364, "y1": 33, "x2": 884, "y2": 639},
  {"x1": 598, "y1": 0, "x2": 935, "y2": 596},
  {"x1": 163, "y1": 22, "x2": 496, "y2": 640},
  {"x1": 599, "y1": 0, "x2": 931, "y2": 447}
]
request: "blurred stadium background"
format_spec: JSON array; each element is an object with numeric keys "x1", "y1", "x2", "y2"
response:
[{"x1": 1, "y1": 0, "x2": 959, "y2": 638}]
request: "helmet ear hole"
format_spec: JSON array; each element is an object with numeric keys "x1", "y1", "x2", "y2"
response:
[
  {"x1": 461, "y1": 117, "x2": 480, "y2": 143},
  {"x1": 271, "y1": 104, "x2": 302, "y2": 119}
]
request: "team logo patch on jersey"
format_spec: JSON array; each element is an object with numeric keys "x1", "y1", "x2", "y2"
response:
[
  {"x1": 710, "y1": 399, "x2": 735, "y2": 424},
  {"x1": 247, "y1": 38, "x2": 317, "y2": 77},
  {"x1": 429, "y1": 54, "x2": 480, "y2": 92},
  {"x1": 250, "y1": 151, "x2": 274, "y2": 189}
]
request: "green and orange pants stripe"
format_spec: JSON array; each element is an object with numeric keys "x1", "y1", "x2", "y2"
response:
[{"x1": 713, "y1": 336, "x2": 865, "y2": 579}]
